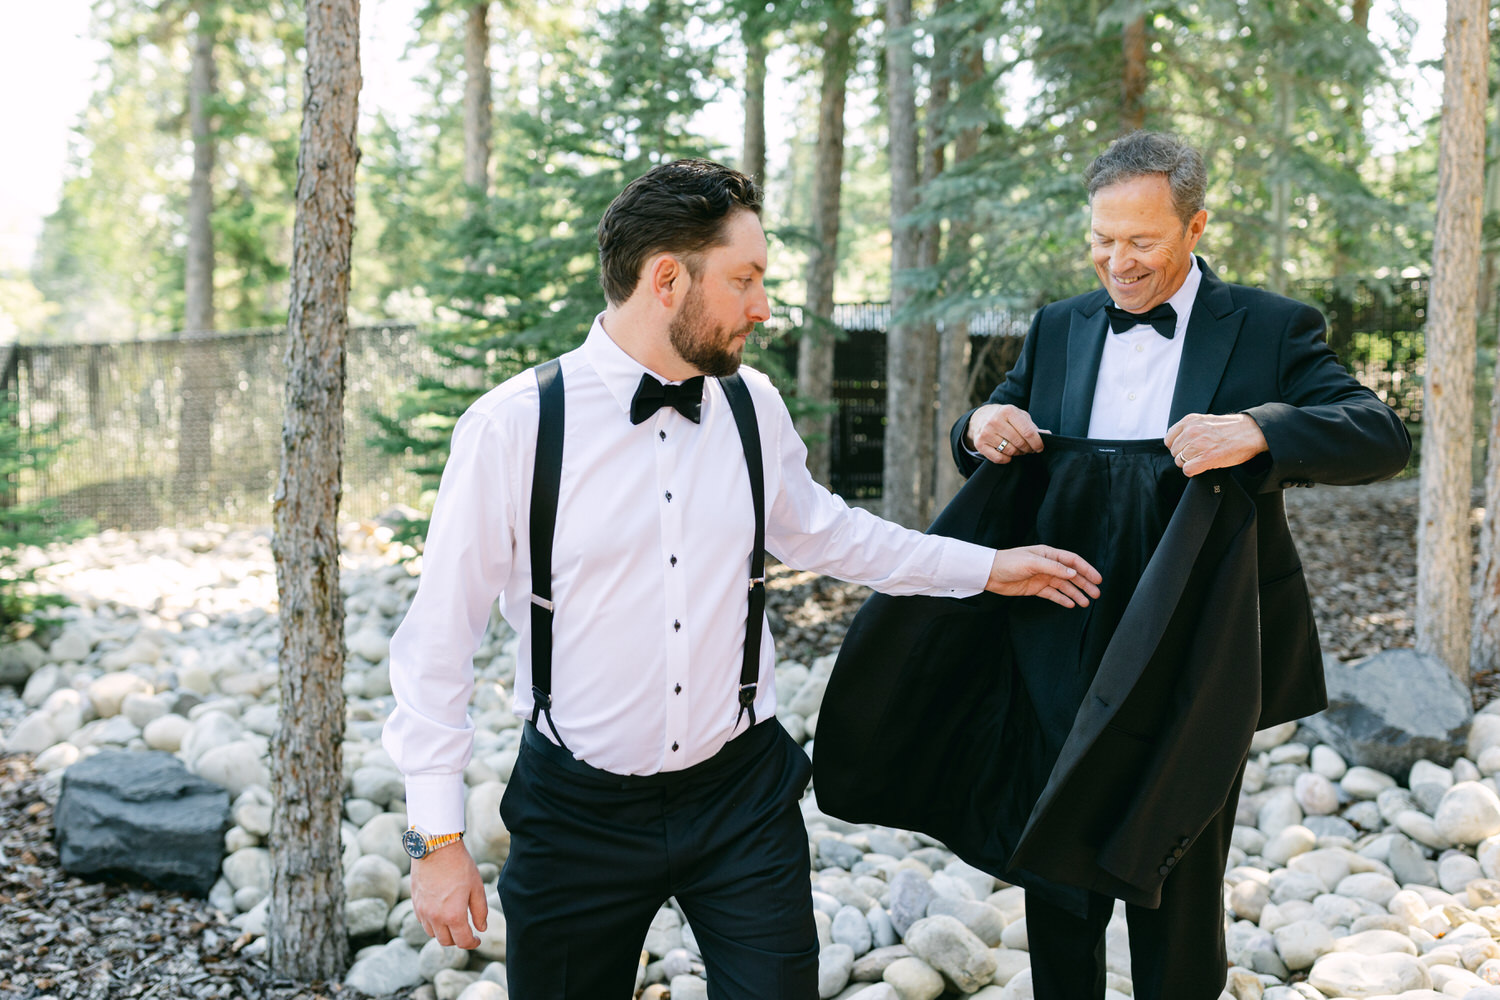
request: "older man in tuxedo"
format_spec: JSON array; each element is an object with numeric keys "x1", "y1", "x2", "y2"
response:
[{"x1": 947, "y1": 131, "x2": 1410, "y2": 999}]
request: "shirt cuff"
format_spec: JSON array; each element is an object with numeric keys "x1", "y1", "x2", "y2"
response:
[
  {"x1": 937, "y1": 538, "x2": 995, "y2": 597},
  {"x1": 403, "y1": 773, "x2": 467, "y2": 834}
]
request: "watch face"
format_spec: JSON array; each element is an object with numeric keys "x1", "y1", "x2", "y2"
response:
[{"x1": 402, "y1": 828, "x2": 428, "y2": 859}]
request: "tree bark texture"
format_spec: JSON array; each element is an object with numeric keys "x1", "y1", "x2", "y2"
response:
[
  {"x1": 1333, "y1": 0, "x2": 1372, "y2": 278},
  {"x1": 1268, "y1": 72, "x2": 1292, "y2": 296},
  {"x1": 1121, "y1": 14, "x2": 1147, "y2": 133},
  {"x1": 1420, "y1": 0, "x2": 1486, "y2": 682},
  {"x1": 463, "y1": 1, "x2": 492, "y2": 196},
  {"x1": 882, "y1": 0, "x2": 927, "y2": 528},
  {"x1": 269, "y1": 0, "x2": 360, "y2": 981},
  {"x1": 178, "y1": 1, "x2": 220, "y2": 496},
  {"x1": 186, "y1": 3, "x2": 217, "y2": 334},
  {"x1": 917, "y1": 0, "x2": 954, "y2": 519},
  {"x1": 741, "y1": 29, "x2": 767, "y2": 183},
  {"x1": 796, "y1": 0, "x2": 852, "y2": 488},
  {"x1": 935, "y1": 42, "x2": 983, "y2": 510}
]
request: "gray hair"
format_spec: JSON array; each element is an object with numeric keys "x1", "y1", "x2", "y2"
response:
[{"x1": 1084, "y1": 131, "x2": 1207, "y2": 228}]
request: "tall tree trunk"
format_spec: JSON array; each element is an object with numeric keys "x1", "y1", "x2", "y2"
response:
[
  {"x1": 1421, "y1": 0, "x2": 1487, "y2": 682},
  {"x1": 186, "y1": 3, "x2": 217, "y2": 333},
  {"x1": 463, "y1": 2, "x2": 492, "y2": 196},
  {"x1": 935, "y1": 39, "x2": 984, "y2": 509},
  {"x1": 269, "y1": 0, "x2": 360, "y2": 980},
  {"x1": 1467, "y1": 11, "x2": 1500, "y2": 673},
  {"x1": 1267, "y1": 68, "x2": 1292, "y2": 296},
  {"x1": 177, "y1": 1, "x2": 219, "y2": 502},
  {"x1": 915, "y1": 0, "x2": 953, "y2": 522},
  {"x1": 1333, "y1": 0, "x2": 1371, "y2": 279},
  {"x1": 796, "y1": 0, "x2": 852, "y2": 488},
  {"x1": 1479, "y1": 81, "x2": 1500, "y2": 340},
  {"x1": 883, "y1": 0, "x2": 926, "y2": 527},
  {"x1": 1121, "y1": 14, "x2": 1146, "y2": 132},
  {"x1": 742, "y1": 27, "x2": 767, "y2": 183}
]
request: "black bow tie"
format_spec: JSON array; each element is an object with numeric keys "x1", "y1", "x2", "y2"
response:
[
  {"x1": 1105, "y1": 302, "x2": 1177, "y2": 339},
  {"x1": 630, "y1": 373, "x2": 705, "y2": 424}
]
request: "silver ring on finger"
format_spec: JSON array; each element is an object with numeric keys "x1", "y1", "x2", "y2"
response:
[{"x1": 999, "y1": 437, "x2": 1011, "y2": 453}]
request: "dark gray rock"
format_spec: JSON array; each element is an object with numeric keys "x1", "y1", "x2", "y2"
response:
[
  {"x1": 1302, "y1": 650, "x2": 1471, "y2": 774},
  {"x1": 54, "y1": 750, "x2": 230, "y2": 897}
]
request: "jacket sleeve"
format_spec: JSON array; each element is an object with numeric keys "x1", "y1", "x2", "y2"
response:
[
  {"x1": 950, "y1": 306, "x2": 1045, "y2": 478},
  {"x1": 1240, "y1": 302, "x2": 1412, "y2": 492}
]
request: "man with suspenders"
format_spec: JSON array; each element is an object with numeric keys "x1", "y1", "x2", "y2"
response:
[{"x1": 382, "y1": 158, "x2": 1102, "y2": 999}]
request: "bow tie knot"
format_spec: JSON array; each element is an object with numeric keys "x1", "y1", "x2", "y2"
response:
[
  {"x1": 1105, "y1": 302, "x2": 1177, "y2": 339},
  {"x1": 630, "y1": 373, "x2": 705, "y2": 424}
]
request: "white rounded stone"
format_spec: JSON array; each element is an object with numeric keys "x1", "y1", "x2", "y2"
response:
[
  {"x1": 1342, "y1": 766, "x2": 1398, "y2": 800},
  {"x1": 1434, "y1": 782, "x2": 1500, "y2": 845},
  {"x1": 1293, "y1": 773, "x2": 1339, "y2": 816},
  {"x1": 1311, "y1": 745, "x2": 1348, "y2": 781}
]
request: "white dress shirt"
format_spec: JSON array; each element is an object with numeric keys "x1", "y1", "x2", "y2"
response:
[
  {"x1": 383, "y1": 316, "x2": 995, "y2": 833},
  {"x1": 1085, "y1": 259, "x2": 1202, "y2": 439}
]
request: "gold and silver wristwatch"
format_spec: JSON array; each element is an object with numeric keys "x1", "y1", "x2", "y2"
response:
[{"x1": 402, "y1": 825, "x2": 464, "y2": 860}]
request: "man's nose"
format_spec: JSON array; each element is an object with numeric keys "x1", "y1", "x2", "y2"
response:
[
  {"x1": 748, "y1": 287, "x2": 771, "y2": 323},
  {"x1": 1110, "y1": 243, "x2": 1136, "y2": 273}
]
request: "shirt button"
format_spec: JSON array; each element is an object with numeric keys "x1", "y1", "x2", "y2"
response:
[
  {"x1": 1135, "y1": 344, "x2": 1144, "y2": 353},
  {"x1": 1128, "y1": 392, "x2": 1137, "y2": 401},
  {"x1": 674, "y1": 683, "x2": 682, "y2": 695},
  {"x1": 673, "y1": 620, "x2": 681, "y2": 632},
  {"x1": 671, "y1": 742, "x2": 680, "y2": 752},
  {"x1": 659, "y1": 430, "x2": 666, "y2": 441},
  {"x1": 670, "y1": 555, "x2": 677, "y2": 566},
  {"x1": 665, "y1": 491, "x2": 672, "y2": 502}
]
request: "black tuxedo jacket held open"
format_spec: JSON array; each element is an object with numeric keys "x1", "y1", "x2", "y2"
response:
[{"x1": 812, "y1": 259, "x2": 1411, "y2": 911}]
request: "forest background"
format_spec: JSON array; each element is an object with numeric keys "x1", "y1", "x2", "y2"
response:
[{"x1": 0, "y1": 0, "x2": 1465, "y2": 531}]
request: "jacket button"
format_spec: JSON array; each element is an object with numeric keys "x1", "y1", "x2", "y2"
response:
[
  {"x1": 1158, "y1": 864, "x2": 1171, "y2": 876},
  {"x1": 1171, "y1": 847, "x2": 1184, "y2": 859}
]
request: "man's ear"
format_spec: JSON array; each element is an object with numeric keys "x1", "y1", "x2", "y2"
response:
[{"x1": 646, "y1": 253, "x2": 687, "y2": 308}]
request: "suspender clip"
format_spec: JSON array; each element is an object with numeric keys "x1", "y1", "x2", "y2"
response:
[
  {"x1": 737, "y1": 682, "x2": 757, "y2": 707},
  {"x1": 748, "y1": 576, "x2": 764, "y2": 591},
  {"x1": 531, "y1": 685, "x2": 553, "y2": 710},
  {"x1": 531, "y1": 593, "x2": 554, "y2": 611}
]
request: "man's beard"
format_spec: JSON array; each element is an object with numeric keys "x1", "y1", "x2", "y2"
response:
[{"x1": 669, "y1": 287, "x2": 753, "y2": 378}]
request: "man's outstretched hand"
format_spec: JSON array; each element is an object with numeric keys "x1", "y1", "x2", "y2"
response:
[
  {"x1": 410, "y1": 843, "x2": 489, "y2": 949},
  {"x1": 987, "y1": 545, "x2": 1102, "y2": 607}
]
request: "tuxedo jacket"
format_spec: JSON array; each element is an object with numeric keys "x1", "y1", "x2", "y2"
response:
[
  {"x1": 814, "y1": 455, "x2": 1261, "y2": 911},
  {"x1": 949, "y1": 258, "x2": 1411, "y2": 728}
]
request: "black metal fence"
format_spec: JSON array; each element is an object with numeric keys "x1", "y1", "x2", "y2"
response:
[
  {"x1": 5, "y1": 324, "x2": 445, "y2": 530},
  {"x1": 5, "y1": 278, "x2": 1426, "y2": 531}
]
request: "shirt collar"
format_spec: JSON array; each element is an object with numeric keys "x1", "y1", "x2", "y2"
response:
[{"x1": 581, "y1": 312, "x2": 700, "y2": 419}]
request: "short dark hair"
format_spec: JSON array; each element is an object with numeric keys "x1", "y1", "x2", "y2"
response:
[
  {"x1": 1084, "y1": 131, "x2": 1207, "y2": 228},
  {"x1": 596, "y1": 159, "x2": 763, "y2": 305}
]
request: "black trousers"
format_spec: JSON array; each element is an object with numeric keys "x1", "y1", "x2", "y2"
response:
[
  {"x1": 1024, "y1": 758, "x2": 1246, "y2": 1000},
  {"x1": 497, "y1": 718, "x2": 817, "y2": 1000}
]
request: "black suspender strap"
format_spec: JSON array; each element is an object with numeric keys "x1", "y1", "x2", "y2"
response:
[
  {"x1": 527, "y1": 361, "x2": 768, "y2": 749},
  {"x1": 718, "y1": 372, "x2": 766, "y2": 731},
  {"x1": 528, "y1": 358, "x2": 567, "y2": 748}
]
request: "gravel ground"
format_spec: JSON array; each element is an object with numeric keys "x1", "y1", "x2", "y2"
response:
[{"x1": 0, "y1": 478, "x2": 1444, "y2": 998}]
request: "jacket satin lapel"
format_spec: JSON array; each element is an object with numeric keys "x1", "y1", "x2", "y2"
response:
[
  {"x1": 1169, "y1": 259, "x2": 1246, "y2": 425},
  {"x1": 1060, "y1": 305, "x2": 1109, "y2": 436}
]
